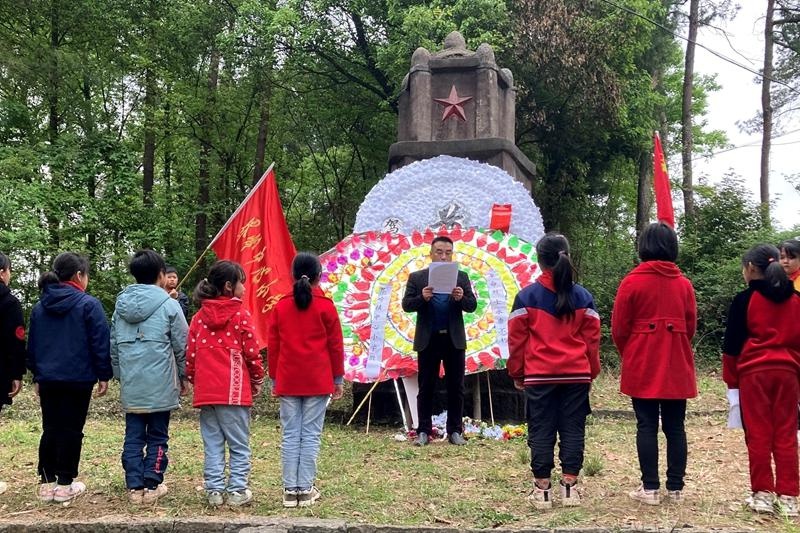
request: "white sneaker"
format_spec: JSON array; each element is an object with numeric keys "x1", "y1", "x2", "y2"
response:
[
  {"x1": 745, "y1": 491, "x2": 775, "y2": 514},
  {"x1": 560, "y1": 481, "x2": 581, "y2": 506},
  {"x1": 227, "y1": 488, "x2": 253, "y2": 507},
  {"x1": 142, "y1": 484, "x2": 168, "y2": 504},
  {"x1": 206, "y1": 490, "x2": 224, "y2": 506},
  {"x1": 666, "y1": 489, "x2": 683, "y2": 503},
  {"x1": 527, "y1": 483, "x2": 552, "y2": 510},
  {"x1": 297, "y1": 486, "x2": 321, "y2": 507},
  {"x1": 629, "y1": 485, "x2": 660, "y2": 505},
  {"x1": 778, "y1": 495, "x2": 799, "y2": 517},
  {"x1": 53, "y1": 481, "x2": 86, "y2": 503}
]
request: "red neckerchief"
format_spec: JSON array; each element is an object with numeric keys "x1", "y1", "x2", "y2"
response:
[{"x1": 63, "y1": 281, "x2": 85, "y2": 292}]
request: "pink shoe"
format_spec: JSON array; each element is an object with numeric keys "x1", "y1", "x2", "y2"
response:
[
  {"x1": 38, "y1": 482, "x2": 56, "y2": 502},
  {"x1": 53, "y1": 481, "x2": 86, "y2": 503}
]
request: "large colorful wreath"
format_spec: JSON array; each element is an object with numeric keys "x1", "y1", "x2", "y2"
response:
[{"x1": 319, "y1": 226, "x2": 539, "y2": 383}]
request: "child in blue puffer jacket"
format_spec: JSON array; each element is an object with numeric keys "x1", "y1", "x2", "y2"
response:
[
  {"x1": 111, "y1": 250, "x2": 188, "y2": 505},
  {"x1": 27, "y1": 252, "x2": 112, "y2": 504}
]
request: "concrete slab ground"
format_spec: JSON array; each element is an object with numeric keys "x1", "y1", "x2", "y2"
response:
[{"x1": 0, "y1": 517, "x2": 758, "y2": 533}]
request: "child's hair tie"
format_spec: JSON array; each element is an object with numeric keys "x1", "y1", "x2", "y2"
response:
[
  {"x1": 301, "y1": 274, "x2": 309, "y2": 280},
  {"x1": 558, "y1": 250, "x2": 567, "y2": 257},
  {"x1": 203, "y1": 278, "x2": 208, "y2": 282},
  {"x1": 768, "y1": 257, "x2": 776, "y2": 263}
]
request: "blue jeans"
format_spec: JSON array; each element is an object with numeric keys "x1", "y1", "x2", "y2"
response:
[
  {"x1": 199, "y1": 405, "x2": 251, "y2": 493},
  {"x1": 122, "y1": 411, "x2": 171, "y2": 490},
  {"x1": 279, "y1": 395, "x2": 328, "y2": 491}
]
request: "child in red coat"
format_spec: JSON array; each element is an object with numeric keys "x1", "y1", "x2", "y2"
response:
[
  {"x1": 186, "y1": 260, "x2": 264, "y2": 507},
  {"x1": 268, "y1": 252, "x2": 344, "y2": 508},
  {"x1": 723, "y1": 244, "x2": 800, "y2": 517},
  {"x1": 612, "y1": 222, "x2": 697, "y2": 506}
]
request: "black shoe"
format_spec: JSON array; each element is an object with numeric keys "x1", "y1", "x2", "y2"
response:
[
  {"x1": 414, "y1": 432, "x2": 429, "y2": 446},
  {"x1": 448, "y1": 432, "x2": 467, "y2": 445}
]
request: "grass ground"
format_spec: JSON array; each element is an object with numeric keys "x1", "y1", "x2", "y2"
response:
[{"x1": 0, "y1": 372, "x2": 795, "y2": 532}]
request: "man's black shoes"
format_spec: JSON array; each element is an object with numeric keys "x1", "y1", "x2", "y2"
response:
[
  {"x1": 414, "y1": 432, "x2": 429, "y2": 446},
  {"x1": 448, "y1": 432, "x2": 467, "y2": 445}
]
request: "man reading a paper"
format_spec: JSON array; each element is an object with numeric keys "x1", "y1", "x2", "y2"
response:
[{"x1": 402, "y1": 236, "x2": 477, "y2": 446}]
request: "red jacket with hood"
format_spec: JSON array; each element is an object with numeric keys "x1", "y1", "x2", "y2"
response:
[
  {"x1": 268, "y1": 286, "x2": 344, "y2": 396},
  {"x1": 186, "y1": 297, "x2": 265, "y2": 407},
  {"x1": 612, "y1": 260, "x2": 697, "y2": 399}
]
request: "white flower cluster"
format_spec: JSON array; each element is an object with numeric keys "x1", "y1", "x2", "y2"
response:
[{"x1": 354, "y1": 155, "x2": 545, "y2": 244}]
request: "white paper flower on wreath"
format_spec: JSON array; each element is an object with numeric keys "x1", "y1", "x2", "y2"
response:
[{"x1": 354, "y1": 155, "x2": 545, "y2": 243}]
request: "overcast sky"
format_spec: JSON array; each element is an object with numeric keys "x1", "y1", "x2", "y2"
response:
[{"x1": 691, "y1": 2, "x2": 799, "y2": 231}]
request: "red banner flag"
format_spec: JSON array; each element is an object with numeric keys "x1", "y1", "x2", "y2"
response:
[
  {"x1": 209, "y1": 165, "x2": 296, "y2": 348},
  {"x1": 653, "y1": 131, "x2": 675, "y2": 228}
]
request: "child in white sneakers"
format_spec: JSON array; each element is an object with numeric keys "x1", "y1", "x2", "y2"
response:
[
  {"x1": 507, "y1": 234, "x2": 601, "y2": 508},
  {"x1": 723, "y1": 244, "x2": 800, "y2": 517},
  {"x1": 186, "y1": 261, "x2": 264, "y2": 507},
  {"x1": 111, "y1": 250, "x2": 188, "y2": 505},
  {"x1": 28, "y1": 252, "x2": 112, "y2": 503}
]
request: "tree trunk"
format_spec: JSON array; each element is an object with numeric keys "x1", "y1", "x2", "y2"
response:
[
  {"x1": 760, "y1": 0, "x2": 775, "y2": 227},
  {"x1": 82, "y1": 72, "x2": 97, "y2": 255},
  {"x1": 252, "y1": 87, "x2": 270, "y2": 186},
  {"x1": 46, "y1": 0, "x2": 61, "y2": 249},
  {"x1": 681, "y1": 0, "x2": 699, "y2": 223},
  {"x1": 196, "y1": 48, "x2": 220, "y2": 258},
  {"x1": 163, "y1": 99, "x2": 174, "y2": 259},
  {"x1": 143, "y1": 67, "x2": 156, "y2": 208}
]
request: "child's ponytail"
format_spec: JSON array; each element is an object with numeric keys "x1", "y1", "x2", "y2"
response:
[
  {"x1": 292, "y1": 252, "x2": 322, "y2": 311},
  {"x1": 536, "y1": 233, "x2": 576, "y2": 319},
  {"x1": 194, "y1": 260, "x2": 246, "y2": 304},
  {"x1": 743, "y1": 244, "x2": 794, "y2": 302}
]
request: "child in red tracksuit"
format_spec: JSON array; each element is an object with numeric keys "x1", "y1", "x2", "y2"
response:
[
  {"x1": 186, "y1": 260, "x2": 265, "y2": 508},
  {"x1": 612, "y1": 222, "x2": 697, "y2": 506},
  {"x1": 723, "y1": 244, "x2": 800, "y2": 517},
  {"x1": 507, "y1": 233, "x2": 601, "y2": 509}
]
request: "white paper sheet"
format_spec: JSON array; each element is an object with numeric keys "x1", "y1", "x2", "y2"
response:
[
  {"x1": 727, "y1": 388, "x2": 742, "y2": 429},
  {"x1": 428, "y1": 261, "x2": 459, "y2": 294}
]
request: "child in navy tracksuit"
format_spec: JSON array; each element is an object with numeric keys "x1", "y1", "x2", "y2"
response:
[
  {"x1": 27, "y1": 252, "x2": 112, "y2": 504},
  {"x1": 723, "y1": 244, "x2": 800, "y2": 517},
  {"x1": 507, "y1": 233, "x2": 601, "y2": 509}
]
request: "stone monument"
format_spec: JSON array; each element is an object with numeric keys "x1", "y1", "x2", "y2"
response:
[{"x1": 389, "y1": 31, "x2": 536, "y2": 190}]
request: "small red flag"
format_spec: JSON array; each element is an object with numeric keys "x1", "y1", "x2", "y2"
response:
[
  {"x1": 489, "y1": 203, "x2": 512, "y2": 233},
  {"x1": 209, "y1": 166, "x2": 296, "y2": 348},
  {"x1": 653, "y1": 131, "x2": 675, "y2": 228}
]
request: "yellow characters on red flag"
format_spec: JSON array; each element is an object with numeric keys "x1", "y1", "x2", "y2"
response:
[
  {"x1": 209, "y1": 166, "x2": 296, "y2": 347},
  {"x1": 653, "y1": 131, "x2": 675, "y2": 228}
]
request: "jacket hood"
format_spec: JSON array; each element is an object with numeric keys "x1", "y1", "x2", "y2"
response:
[
  {"x1": 630, "y1": 260, "x2": 683, "y2": 278},
  {"x1": 116, "y1": 284, "x2": 171, "y2": 323},
  {"x1": 197, "y1": 297, "x2": 243, "y2": 330},
  {"x1": 40, "y1": 283, "x2": 87, "y2": 315}
]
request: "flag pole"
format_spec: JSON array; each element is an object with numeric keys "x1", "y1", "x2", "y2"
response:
[
  {"x1": 174, "y1": 246, "x2": 212, "y2": 292},
  {"x1": 208, "y1": 162, "x2": 275, "y2": 249},
  {"x1": 175, "y1": 162, "x2": 277, "y2": 292}
]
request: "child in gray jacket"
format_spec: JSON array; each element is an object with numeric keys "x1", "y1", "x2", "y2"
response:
[{"x1": 111, "y1": 250, "x2": 189, "y2": 505}]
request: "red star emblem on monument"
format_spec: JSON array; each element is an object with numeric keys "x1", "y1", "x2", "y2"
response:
[{"x1": 434, "y1": 85, "x2": 473, "y2": 122}]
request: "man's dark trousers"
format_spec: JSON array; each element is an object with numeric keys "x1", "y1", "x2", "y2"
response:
[{"x1": 417, "y1": 331, "x2": 465, "y2": 436}]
